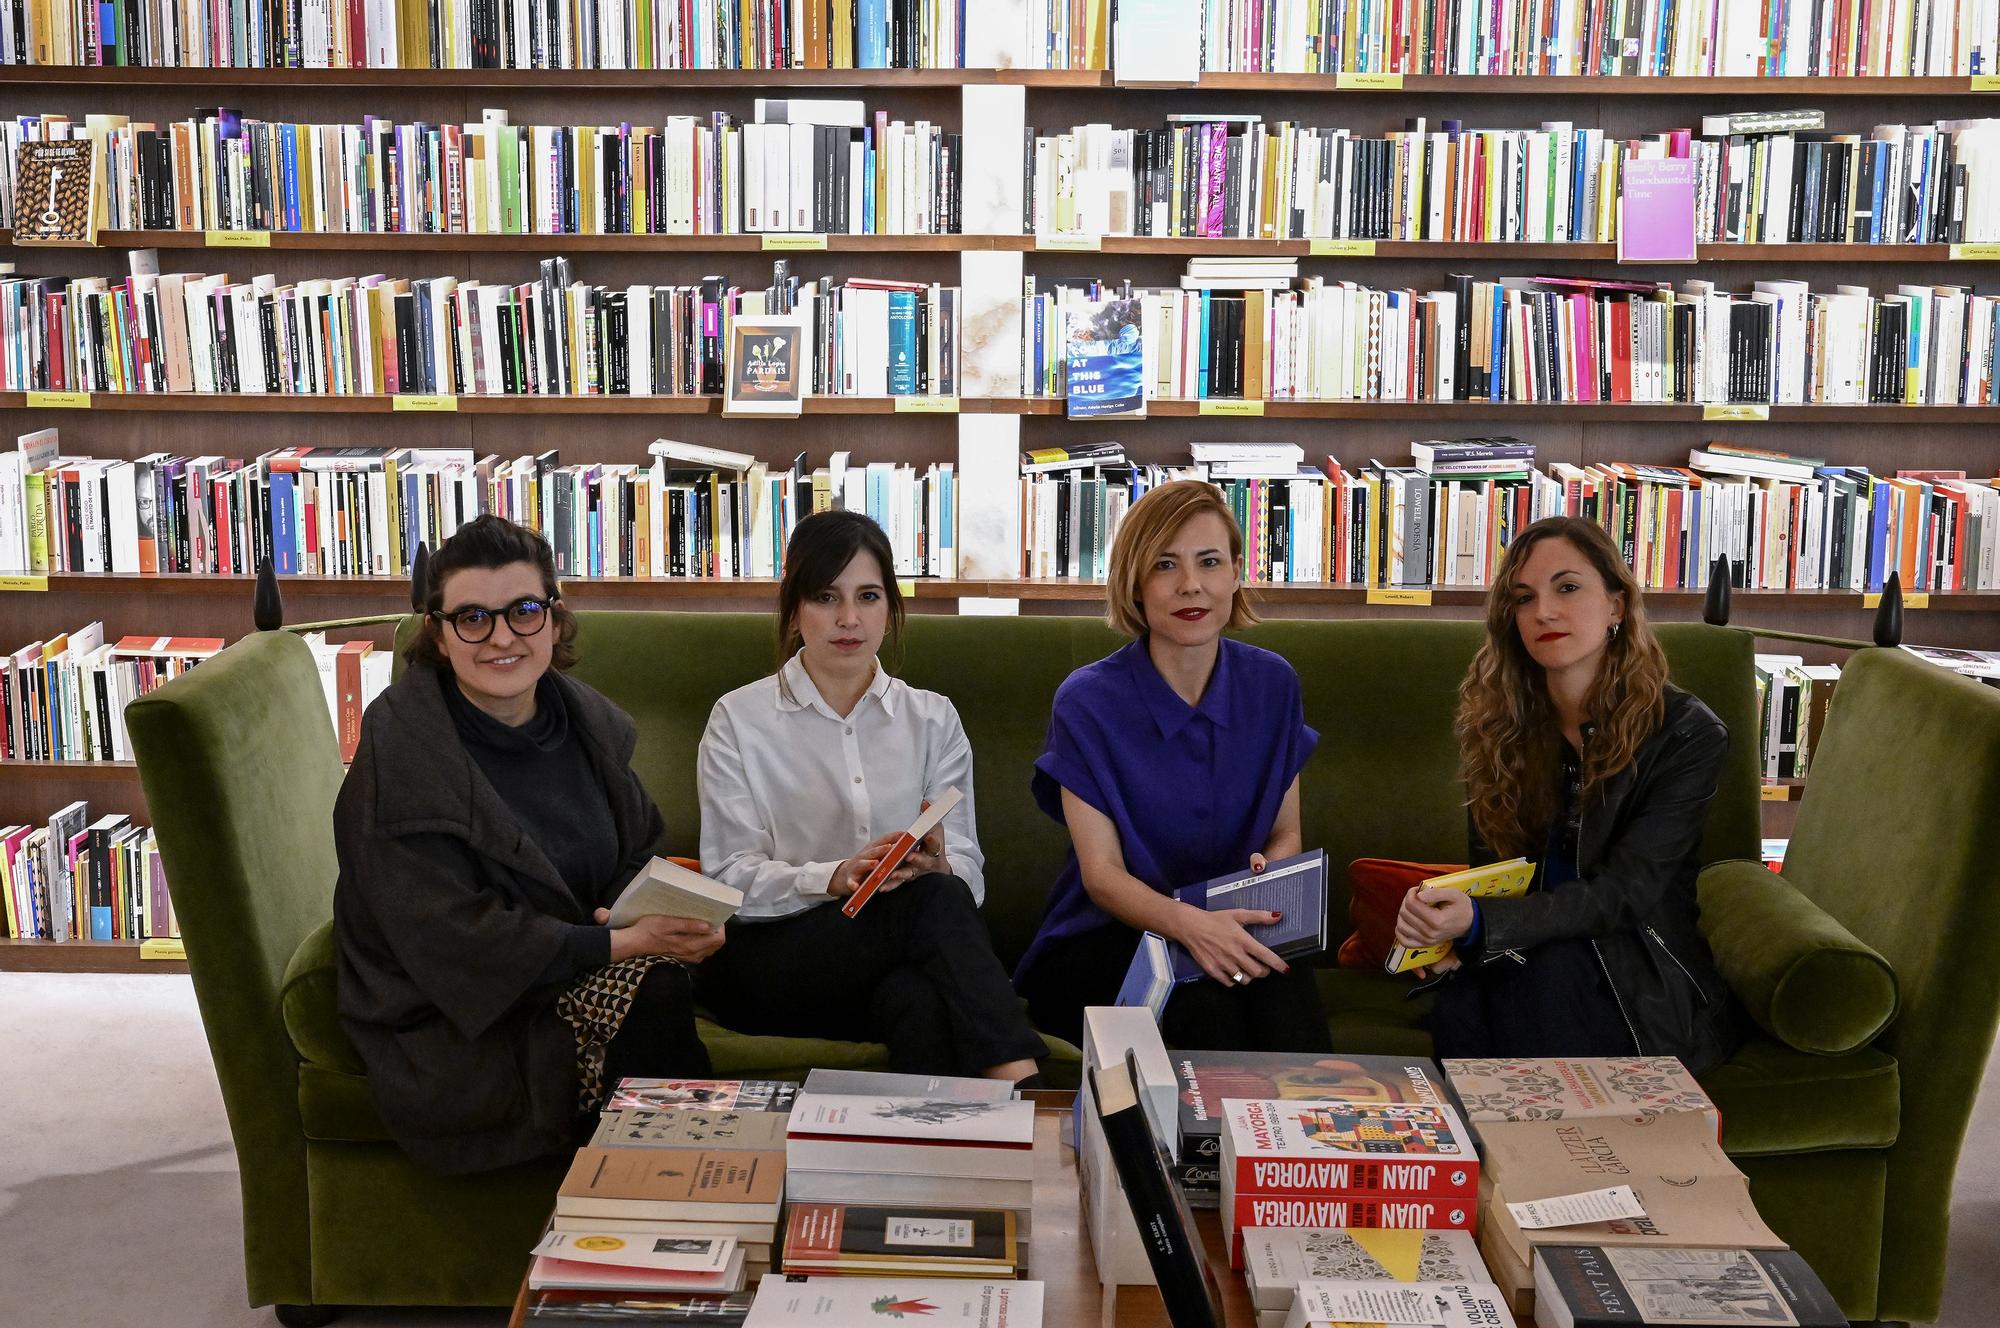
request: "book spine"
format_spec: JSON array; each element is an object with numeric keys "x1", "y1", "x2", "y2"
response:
[
  {"x1": 1229, "y1": 1156, "x2": 1479, "y2": 1198},
  {"x1": 1229, "y1": 1193, "x2": 1476, "y2": 1231}
]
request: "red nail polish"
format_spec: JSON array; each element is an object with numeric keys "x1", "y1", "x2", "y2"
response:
[{"x1": 1272, "y1": 912, "x2": 1284, "y2": 921}]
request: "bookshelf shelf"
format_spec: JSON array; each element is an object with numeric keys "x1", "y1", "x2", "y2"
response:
[
  {"x1": 0, "y1": 759, "x2": 142, "y2": 776},
  {"x1": 0, "y1": 68, "x2": 1982, "y2": 95},
  {"x1": 0, "y1": 937, "x2": 187, "y2": 974},
  {"x1": 10, "y1": 393, "x2": 2000, "y2": 420},
  {"x1": 14, "y1": 231, "x2": 1982, "y2": 262},
  {"x1": 25, "y1": 572, "x2": 2000, "y2": 611}
]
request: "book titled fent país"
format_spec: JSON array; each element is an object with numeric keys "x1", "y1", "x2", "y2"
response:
[{"x1": 1532, "y1": 1245, "x2": 1845, "y2": 1327}]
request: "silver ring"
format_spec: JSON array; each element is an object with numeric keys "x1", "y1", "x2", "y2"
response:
[{"x1": 1231, "y1": 972, "x2": 1248, "y2": 984}]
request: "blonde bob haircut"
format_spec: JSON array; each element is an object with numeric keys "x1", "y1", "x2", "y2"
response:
[{"x1": 1104, "y1": 478, "x2": 1260, "y2": 638}]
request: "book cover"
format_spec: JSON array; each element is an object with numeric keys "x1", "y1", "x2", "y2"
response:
[
  {"x1": 1169, "y1": 849, "x2": 1330, "y2": 979},
  {"x1": 781, "y1": 1203, "x2": 1020, "y2": 1276},
  {"x1": 531, "y1": 1230, "x2": 737, "y2": 1275},
  {"x1": 1241, "y1": 1228, "x2": 1486, "y2": 1311},
  {"x1": 1065, "y1": 296, "x2": 1146, "y2": 420},
  {"x1": 746, "y1": 1276, "x2": 1042, "y2": 1326},
  {"x1": 557, "y1": 1149, "x2": 785, "y2": 1223},
  {"x1": 722, "y1": 313, "x2": 809, "y2": 416},
  {"x1": 522, "y1": 1289, "x2": 754, "y2": 1324},
  {"x1": 1443, "y1": 1058, "x2": 1720, "y2": 1135},
  {"x1": 1114, "y1": 931, "x2": 1175, "y2": 1020},
  {"x1": 838, "y1": 787, "x2": 962, "y2": 917},
  {"x1": 785, "y1": 1093, "x2": 1034, "y2": 1147},
  {"x1": 1175, "y1": 1052, "x2": 1449, "y2": 1167},
  {"x1": 1532, "y1": 1245, "x2": 1845, "y2": 1327},
  {"x1": 1286, "y1": 1280, "x2": 1518, "y2": 1328},
  {"x1": 606, "y1": 857, "x2": 743, "y2": 929},
  {"x1": 606, "y1": 1080, "x2": 799, "y2": 1113},
  {"x1": 1384, "y1": 858, "x2": 1536, "y2": 973},
  {"x1": 1221, "y1": 1100, "x2": 1479, "y2": 1199},
  {"x1": 590, "y1": 1110, "x2": 790, "y2": 1152},
  {"x1": 1092, "y1": 1054, "x2": 1227, "y2": 1328},
  {"x1": 13, "y1": 141, "x2": 100, "y2": 245}
]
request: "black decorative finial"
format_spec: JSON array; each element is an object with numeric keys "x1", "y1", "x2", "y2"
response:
[
  {"x1": 1703, "y1": 554, "x2": 1732, "y2": 626},
  {"x1": 411, "y1": 542, "x2": 432, "y2": 613},
  {"x1": 1872, "y1": 571, "x2": 1903, "y2": 648},
  {"x1": 252, "y1": 557, "x2": 284, "y2": 632}
]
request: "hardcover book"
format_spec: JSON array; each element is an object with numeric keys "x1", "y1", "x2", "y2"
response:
[
  {"x1": 1532, "y1": 1245, "x2": 1846, "y2": 1327},
  {"x1": 1443, "y1": 1057, "x2": 1720, "y2": 1136},
  {"x1": 1174, "y1": 1052, "x2": 1449, "y2": 1178},
  {"x1": 1221, "y1": 1099, "x2": 1480, "y2": 1198},
  {"x1": 1170, "y1": 849, "x2": 1330, "y2": 979},
  {"x1": 785, "y1": 1093, "x2": 1035, "y2": 1181},
  {"x1": 1241, "y1": 1228, "x2": 1486, "y2": 1311},
  {"x1": 780, "y1": 1202, "x2": 1020, "y2": 1277},
  {"x1": 590, "y1": 1110, "x2": 791, "y2": 1152},
  {"x1": 722, "y1": 313, "x2": 809, "y2": 415}
]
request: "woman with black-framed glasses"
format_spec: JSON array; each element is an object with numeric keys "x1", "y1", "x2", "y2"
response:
[{"x1": 332, "y1": 515, "x2": 718, "y2": 1175}]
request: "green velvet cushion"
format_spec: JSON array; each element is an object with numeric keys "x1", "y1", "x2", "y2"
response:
[
  {"x1": 1699, "y1": 859, "x2": 1899, "y2": 1055},
  {"x1": 1318, "y1": 968, "x2": 1437, "y2": 1058},
  {"x1": 300, "y1": 1064, "x2": 392, "y2": 1143},
  {"x1": 1702, "y1": 1037, "x2": 1901, "y2": 1155},
  {"x1": 282, "y1": 921, "x2": 365, "y2": 1076}
]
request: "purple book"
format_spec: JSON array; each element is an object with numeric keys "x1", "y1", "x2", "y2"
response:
[
  {"x1": 1203, "y1": 124, "x2": 1227, "y2": 239},
  {"x1": 1619, "y1": 157, "x2": 1697, "y2": 262}
]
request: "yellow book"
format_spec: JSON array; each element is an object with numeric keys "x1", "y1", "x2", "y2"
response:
[
  {"x1": 24, "y1": 472, "x2": 49, "y2": 573},
  {"x1": 1385, "y1": 857, "x2": 1536, "y2": 974},
  {"x1": 634, "y1": 478, "x2": 652, "y2": 576}
]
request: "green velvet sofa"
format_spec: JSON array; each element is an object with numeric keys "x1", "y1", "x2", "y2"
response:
[{"x1": 125, "y1": 613, "x2": 2000, "y2": 1324}]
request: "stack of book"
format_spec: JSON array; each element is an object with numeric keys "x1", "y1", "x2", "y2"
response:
[
  {"x1": 1074, "y1": 1007, "x2": 1180, "y2": 1287},
  {"x1": 1218, "y1": 1096, "x2": 1480, "y2": 1267},
  {"x1": 1241, "y1": 1229, "x2": 1488, "y2": 1328},
  {"x1": 781, "y1": 1073, "x2": 1038, "y2": 1264},
  {"x1": 743, "y1": 1275, "x2": 1044, "y2": 1325},
  {"x1": 0, "y1": 799, "x2": 173, "y2": 943},
  {"x1": 1752, "y1": 655, "x2": 1845, "y2": 781},
  {"x1": 1282, "y1": 1278, "x2": 1517, "y2": 1328},
  {"x1": 525, "y1": 1078, "x2": 798, "y2": 1321}
]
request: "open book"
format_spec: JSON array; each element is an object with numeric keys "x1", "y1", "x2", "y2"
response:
[
  {"x1": 606, "y1": 858, "x2": 744, "y2": 929},
  {"x1": 839, "y1": 787, "x2": 964, "y2": 917},
  {"x1": 1384, "y1": 858, "x2": 1535, "y2": 974}
]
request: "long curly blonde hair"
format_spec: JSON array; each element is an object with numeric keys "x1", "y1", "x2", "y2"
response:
[{"x1": 1458, "y1": 517, "x2": 1668, "y2": 860}]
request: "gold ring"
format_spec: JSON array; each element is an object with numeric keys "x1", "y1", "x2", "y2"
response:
[{"x1": 1231, "y1": 972, "x2": 1247, "y2": 984}]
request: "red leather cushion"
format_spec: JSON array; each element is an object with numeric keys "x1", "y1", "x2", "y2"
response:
[{"x1": 1338, "y1": 858, "x2": 1466, "y2": 970}]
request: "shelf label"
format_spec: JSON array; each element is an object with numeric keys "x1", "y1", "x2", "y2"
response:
[
  {"x1": 392, "y1": 393, "x2": 458, "y2": 412},
  {"x1": 1199, "y1": 398, "x2": 1265, "y2": 417},
  {"x1": 1862, "y1": 591, "x2": 1929, "y2": 609},
  {"x1": 0, "y1": 575, "x2": 48, "y2": 593},
  {"x1": 205, "y1": 229, "x2": 271, "y2": 248},
  {"x1": 895, "y1": 395, "x2": 960, "y2": 413},
  {"x1": 1703, "y1": 403, "x2": 1769, "y2": 422},
  {"x1": 1367, "y1": 587, "x2": 1433, "y2": 606},
  {"x1": 1035, "y1": 232, "x2": 1103, "y2": 252},
  {"x1": 26, "y1": 390, "x2": 91, "y2": 409},
  {"x1": 1975, "y1": 76, "x2": 2000, "y2": 92},
  {"x1": 140, "y1": 938, "x2": 187, "y2": 961},
  {"x1": 1950, "y1": 243, "x2": 2000, "y2": 261},
  {"x1": 762, "y1": 232, "x2": 828, "y2": 251},
  {"x1": 896, "y1": 579, "x2": 918, "y2": 598},
  {"x1": 1336, "y1": 71, "x2": 1404, "y2": 89},
  {"x1": 1310, "y1": 238, "x2": 1377, "y2": 256},
  {"x1": 1760, "y1": 783, "x2": 1792, "y2": 802}
]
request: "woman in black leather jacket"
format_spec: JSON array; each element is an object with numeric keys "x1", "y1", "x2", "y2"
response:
[{"x1": 1395, "y1": 516, "x2": 1743, "y2": 1074}]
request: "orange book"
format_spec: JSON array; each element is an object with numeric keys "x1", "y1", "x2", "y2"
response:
[
  {"x1": 839, "y1": 787, "x2": 964, "y2": 917},
  {"x1": 803, "y1": 0, "x2": 828, "y2": 67},
  {"x1": 335, "y1": 640, "x2": 372, "y2": 762}
]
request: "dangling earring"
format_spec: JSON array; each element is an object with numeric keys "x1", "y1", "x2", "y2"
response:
[{"x1": 1609, "y1": 622, "x2": 1623, "y2": 641}]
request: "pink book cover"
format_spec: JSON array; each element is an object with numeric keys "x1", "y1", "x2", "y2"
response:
[
  {"x1": 1204, "y1": 125, "x2": 1227, "y2": 239},
  {"x1": 1618, "y1": 157, "x2": 1697, "y2": 263}
]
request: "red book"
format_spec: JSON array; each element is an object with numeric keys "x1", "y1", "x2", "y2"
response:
[
  {"x1": 1220, "y1": 1098, "x2": 1480, "y2": 1204},
  {"x1": 335, "y1": 641, "x2": 372, "y2": 762},
  {"x1": 838, "y1": 787, "x2": 963, "y2": 917}
]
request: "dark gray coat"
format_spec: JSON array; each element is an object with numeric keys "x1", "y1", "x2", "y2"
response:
[{"x1": 332, "y1": 659, "x2": 665, "y2": 1173}]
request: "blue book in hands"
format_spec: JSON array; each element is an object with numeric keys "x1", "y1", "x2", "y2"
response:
[{"x1": 1114, "y1": 851, "x2": 1331, "y2": 997}]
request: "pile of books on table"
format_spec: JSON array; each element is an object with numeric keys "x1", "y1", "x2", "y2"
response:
[{"x1": 521, "y1": 1077, "x2": 795, "y2": 1324}]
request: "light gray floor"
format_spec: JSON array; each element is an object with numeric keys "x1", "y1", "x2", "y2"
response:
[{"x1": 0, "y1": 972, "x2": 1993, "y2": 1327}]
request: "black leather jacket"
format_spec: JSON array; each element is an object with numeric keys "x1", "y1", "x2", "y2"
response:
[{"x1": 1468, "y1": 686, "x2": 1744, "y2": 1075}]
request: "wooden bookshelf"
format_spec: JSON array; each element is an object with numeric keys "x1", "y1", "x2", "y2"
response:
[
  {"x1": 18, "y1": 572, "x2": 2000, "y2": 611},
  {"x1": 0, "y1": 67, "x2": 1985, "y2": 95},
  {"x1": 0, "y1": 937, "x2": 188, "y2": 974},
  {"x1": 10, "y1": 393, "x2": 2000, "y2": 421},
  {"x1": 5, "y1": 231, "x2": 1991, "y2": 262}
]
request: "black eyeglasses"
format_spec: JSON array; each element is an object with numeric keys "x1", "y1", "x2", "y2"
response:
[{"x1": 432, "y1": 597, "x2": 554, "y2": 644}]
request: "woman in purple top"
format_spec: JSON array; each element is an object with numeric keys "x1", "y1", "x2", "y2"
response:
[{"x1": 1013, "y1": 480, "x2": 1331, "y2": 1052}]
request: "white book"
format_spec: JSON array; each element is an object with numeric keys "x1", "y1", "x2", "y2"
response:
[
  {"x1": 754, "y1": 98, "x2": 866, "y2": 127},
  {"x1": 1080, "y1": 1007, "x2": 1176, "y2": 1157},
  {"x1": 1241, "y1": 1230, "x2": 1486, "y2": 1311},
  {"x1": 607, "y1": 856, "x2": 742, "y2": 929},
  {"x1": 790, "y1": 121, "x2": 816, "y2": 232},
  {"x1": 746, "y1": 1277, "x2": 1042, "y2": 1327},
  {"x1": 1285, "y1": 1280, "x2": 1515, "y2": 1328}
]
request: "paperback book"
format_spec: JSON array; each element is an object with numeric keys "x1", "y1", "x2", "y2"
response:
[
  {"x1": 1240, "y1": 1228, "x2": 1486, "y2": 1312},
  {"x1": 780, "y1": 1203, "x2": 1021, "y2": 1277},
  {"x1": 590, "y1": 1110, "x2": 791, "y2": 1151},
  {"x1": 744, "y1": 1277, "x2": 1043, "y2": 1326},
  {"x1": 1532, "y1": 1245, "x2": 1846, "y2": 1327},
  {"x1": 607, "y1": 859, "x2": 743, "y2": 929},
  {"x1": 1385, "y1": 859, "x2": 1536, "y2": 974},
  {"x1": 606, "y1": 1081, "x2": 799, "y2": 1113}
]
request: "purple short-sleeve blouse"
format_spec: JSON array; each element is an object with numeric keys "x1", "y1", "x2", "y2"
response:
[{"x1": 1014, "y1": 636, "x2": 1319, "y2": 984}]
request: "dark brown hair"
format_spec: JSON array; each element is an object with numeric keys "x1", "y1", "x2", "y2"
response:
[
  {"x1": 402, "y1": 514, "x2": 579, "y2": 671},
  {"x1": 776, "y1": 510, "x2": 905, "y2": 670},
  {"x1": 1457, "y1": 516, "x2": 1668, "y2": 859}
]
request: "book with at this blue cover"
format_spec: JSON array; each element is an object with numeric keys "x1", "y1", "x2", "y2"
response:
[{"x1": 1065, "y1": 296, "x2": 1145, "y2": 420}]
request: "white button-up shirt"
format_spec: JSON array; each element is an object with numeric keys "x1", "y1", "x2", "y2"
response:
[{"x1": 697, "y1": 652, "x2": 985, "y2": 920}]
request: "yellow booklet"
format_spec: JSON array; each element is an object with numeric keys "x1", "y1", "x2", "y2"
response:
[{"x1": 1384, "y1": 858, "x2": 1537, "y2": 974}]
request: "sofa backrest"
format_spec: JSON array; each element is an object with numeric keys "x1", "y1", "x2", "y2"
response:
[
  {"x1": 1779, "y1": 647, "x2": 2000, "y2": 1322},
  {"x1": 124, "y1": 629, "x2": 343, "y2": 1304},
  {"x1": 531, "y1": 612, "x2": 1763, "y2": 969}
]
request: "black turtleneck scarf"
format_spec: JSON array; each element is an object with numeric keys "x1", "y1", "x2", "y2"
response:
[{"x1": 442, "y1": 669, "x2": 616, "y2": 982}]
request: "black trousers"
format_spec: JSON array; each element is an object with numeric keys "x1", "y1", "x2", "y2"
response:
[
  {"x1": 1427, "y1": 937, "x2": 1637, "y2": 1059},
  {"x1": 695, "y1": 873, "x2": 1048, "y2": 1076},
  {"x1": 599, "y1": 960, "x2": 715, "y2": 1088},
  {"x1": 1018, "y1": 922, "x2": 1333, "y2": 1055}
]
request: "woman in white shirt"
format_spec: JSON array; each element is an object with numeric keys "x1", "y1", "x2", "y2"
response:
[{"x1": 695, "y1": 510, "x2": 1048, "y2": 1084}]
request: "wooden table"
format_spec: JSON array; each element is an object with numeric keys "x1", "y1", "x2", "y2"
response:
[{"x1": 509, "y1": 1099, "x2": 1260, "y2": 1326}]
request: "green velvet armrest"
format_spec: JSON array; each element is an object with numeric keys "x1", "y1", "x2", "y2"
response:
[
  {"x1": 1698, "y1": 859, "x2": 1900, "y2": 1056},
  {"x1": 281, "y1": 920, "x2": 366, "y2": 1076}
]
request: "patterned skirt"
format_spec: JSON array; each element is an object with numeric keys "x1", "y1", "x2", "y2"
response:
[{"x1": 556, "y1": 953, "x2": 686, "y2": 1112}]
